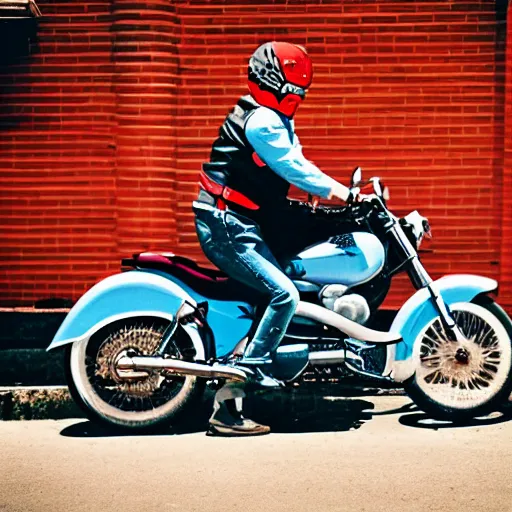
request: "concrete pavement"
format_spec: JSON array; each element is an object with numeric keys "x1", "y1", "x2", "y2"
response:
[{"x1": 1, "y1": 395, "x2": 511, "y2": 512}]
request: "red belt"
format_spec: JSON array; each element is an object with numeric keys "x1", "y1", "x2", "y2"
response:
[{"x1": 199, "y1": 171, "x2": 260, "y2": 211}]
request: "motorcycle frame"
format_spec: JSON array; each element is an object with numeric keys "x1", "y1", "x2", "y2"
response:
[{"x1": 47, "y1": 196, "x2": 499, "y2": 384}]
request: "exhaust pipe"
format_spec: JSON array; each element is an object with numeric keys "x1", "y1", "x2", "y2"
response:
[
  {"x1": 118, "y1": 348, "x2": 352, "y2": 382},
  {"x1": 116, "y1": 356, "x2": 248, "y2": 383},
  {"x1": 308, "y1": 349, "x2": 345, "y2": 366}
]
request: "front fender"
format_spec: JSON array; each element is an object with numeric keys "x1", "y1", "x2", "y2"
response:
[
  {"x1": 47, "y1": 271, "x2": 195, "y2": 350},
  {"x1": 386, "y1": 274, "x2": 498, "y2": 382}
]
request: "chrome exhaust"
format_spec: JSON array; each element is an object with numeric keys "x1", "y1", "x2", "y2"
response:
[
  {"x1": 116, "y1": 356, "x2": 248, "y2": 383},
  {"x1": 308, "y1": 349, "x2": 345, "y2": 366}
]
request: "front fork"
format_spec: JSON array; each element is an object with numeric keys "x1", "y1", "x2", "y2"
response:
[{"x1": 388, "y1": 223, "x2": 465, "y2": 342}]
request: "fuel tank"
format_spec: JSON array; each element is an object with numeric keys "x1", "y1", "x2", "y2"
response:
[{"x1": 293, "y1": 232, "x2": 385, "y2": 287}]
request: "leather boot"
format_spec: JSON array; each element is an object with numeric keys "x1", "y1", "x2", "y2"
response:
[{"x1": 207, "y1": 399, "x2": 270, "y2": 437}]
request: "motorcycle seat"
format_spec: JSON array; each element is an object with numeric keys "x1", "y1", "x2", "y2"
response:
[
  {"x1": 122, "y1": 252, "x2": 257, "y2": 301},
  {"x1": 135, "y1": 252, "x2": 228, "y2": 280}
]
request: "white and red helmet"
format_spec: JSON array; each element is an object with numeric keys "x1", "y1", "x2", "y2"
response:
[{"x1": 248, "y1": 41, "x2": 313, "y2": 118}]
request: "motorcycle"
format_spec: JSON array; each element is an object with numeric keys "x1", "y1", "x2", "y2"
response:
[{"x1": 47, "y1": 167, "x2": 512, "y2": 431}]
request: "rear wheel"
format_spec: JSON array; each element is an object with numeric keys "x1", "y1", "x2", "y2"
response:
[
  {"x1": 66, "y1": 316, "x2": 206, "y2": 432},
  {"x1": 405, "y1": 297, "x2": 512, "y2": 422}
]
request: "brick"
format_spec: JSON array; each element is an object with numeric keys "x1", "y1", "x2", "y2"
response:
[{"x1": 0, "y1": 0, "x2": 509, "y2": 308}]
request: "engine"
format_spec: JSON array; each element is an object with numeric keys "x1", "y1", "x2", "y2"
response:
[{"x1": 321, "y1": 284, "x2": 370, "y2": 325}]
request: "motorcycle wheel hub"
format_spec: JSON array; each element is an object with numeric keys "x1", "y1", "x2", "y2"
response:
[
  {"x1": 415, "y1": 305, "x2": 509, "y2": 409},
  {"x1": 96, "y1": 325, "x2": 164, "y2": 397},
  {"x1": 454, "y1": 347, "x2": 470, "y2": 365},
  {"x1": 421, "y1": 339, "x2": 486, "y2": 386}
]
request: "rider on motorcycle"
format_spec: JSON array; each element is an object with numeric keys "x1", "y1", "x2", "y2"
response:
[{"x1": 193, "y1": 42, "x2": 357, "y2": 436}]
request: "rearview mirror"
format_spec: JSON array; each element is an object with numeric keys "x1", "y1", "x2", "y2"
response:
[
  {"x1": 370, "y1": 177, "x2": 382, "y2": 197},
  {"x1": 351, "y1": 167, "x2": 362, "y2": 187}
]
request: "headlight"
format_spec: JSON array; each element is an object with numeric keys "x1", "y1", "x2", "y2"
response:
[{"x1": 402, "y1": 211, "x2": 431, "y2": 248}]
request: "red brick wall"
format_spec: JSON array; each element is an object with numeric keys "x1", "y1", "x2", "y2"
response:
[
  {"x1": 502, "y1": 1, "x2": 512, "y2": 306},
  {"x1": 1, "y1": 0, "x2": 118, "y2": 304},
  {"x1": 0, "y1": 0, "x2": 510, "y2": 309},
  {"x1": 111, "y1": 0, "x2": 180, "y2": 255}
]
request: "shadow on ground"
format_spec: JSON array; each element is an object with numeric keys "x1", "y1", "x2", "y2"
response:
[
  {"x1": 60, "y1": 388, "x2": 390, "y2": 438},
  {"x1": 399, "y1": 403, "x2": 512, "y2": 430},
  {"x1": 59, "y1": 387, "x2": 512, "y2": 438}
]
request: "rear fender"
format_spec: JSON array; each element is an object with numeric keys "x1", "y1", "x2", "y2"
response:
[
  {"x1": 47, "y1": 271, "x2": 195, "y2": 351},
  {"x1": 385, "y1": 274, "x2": 498, "y2": 382}
]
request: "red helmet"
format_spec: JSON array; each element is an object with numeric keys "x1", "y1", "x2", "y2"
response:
[{"x1": 248, "y1": 42, "x2": 313, "y2": 118}]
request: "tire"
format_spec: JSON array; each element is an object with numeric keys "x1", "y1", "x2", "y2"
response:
[
  {"x1": 65, "y1": 316, "x2": 206, "y2": 432},
  {"x1": 404, "y1": 295, "x2": 512, "y2": 422}
]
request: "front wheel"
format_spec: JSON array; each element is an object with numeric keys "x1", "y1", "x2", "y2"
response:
[
  {"x1": 405, "y1": 296, "x2": 512, "y2": 422},
  {"x1": 66, "y1": 316, "x2": 207, "y2": 432}
]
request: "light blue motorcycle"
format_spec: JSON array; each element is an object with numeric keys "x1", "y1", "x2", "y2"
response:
[{"x1": 47, "y1": 168, "x2": 512, "y2": 431}]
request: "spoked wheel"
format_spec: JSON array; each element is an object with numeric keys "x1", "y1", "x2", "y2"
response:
[
  {"x1": 405, "y1": 298, "x2": 512, "y2": 422},
  {"x1": 66, "y1": 316, "x2": 206, "y2": 431}
]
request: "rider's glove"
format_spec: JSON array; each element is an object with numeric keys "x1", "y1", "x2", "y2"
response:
[{"x1": 346, "y1": 186, "x2": 362, "y2": 204}]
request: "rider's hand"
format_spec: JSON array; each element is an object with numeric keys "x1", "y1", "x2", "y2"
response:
[
  {"x1": 348, "y1": 188, "x2": 380, "y2": 204},
  {"x1": 346, "y1": 186, "x2": 363, "y2": 204},
  {"x1": 328, "y1": 182, "x2": 372, "y2": 204},
  {"x1": 328, "y1": 182, "x2": 351, "y2": 202}
]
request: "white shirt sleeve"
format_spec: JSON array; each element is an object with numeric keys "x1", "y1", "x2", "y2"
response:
[{"x1": 245, "y1": 107, "x2": 338, "y2": 199}]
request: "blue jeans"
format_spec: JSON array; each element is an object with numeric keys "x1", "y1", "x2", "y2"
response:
[{"x1": 193, "y1": 201, "x2": 300, "y2": 358}]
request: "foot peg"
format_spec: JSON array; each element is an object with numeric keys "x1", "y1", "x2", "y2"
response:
[
  {"x1": 232, "y1": 355, "x2": 284, "y2": 388},
  {"x1": 253, "y1": 368, "x2": 284, "y2": 388}
]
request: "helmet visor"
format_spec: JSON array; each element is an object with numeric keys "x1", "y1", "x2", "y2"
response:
[{"x1": 281, "y1": 82, "x2": 307, "y2": 99}]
